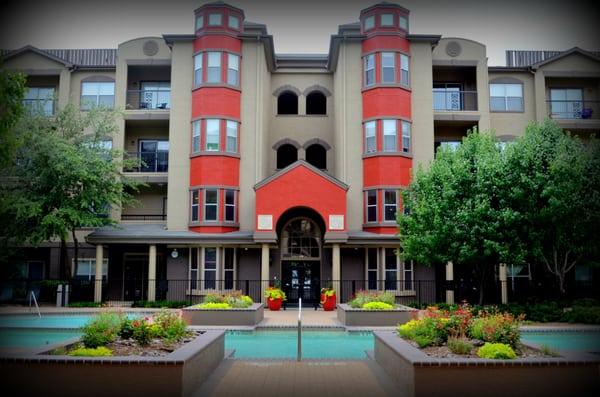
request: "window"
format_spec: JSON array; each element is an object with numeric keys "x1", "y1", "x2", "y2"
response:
[
  {"x1": 227, "y1": 53, "x2": 239, "y2": 86},
  {"x1": 364, "y1": 15, "x2": 375, "y2": 30},
  {"x1": 365, "y1": 121, "x2": 376, "y2": 153},
  {"x1": 195, "y1": 14, "x2": 203, "y2": 30},
  {"x1": 225, "y1": 190, "x2": 236, "y2": 222},
  {"x1": 204, "y1": 248, "x2": 217, "y2": 289},
  {"x1": 384, "y1": 248, "x2": 398, "y2": 290},
  {"x1": 228, "y1": 15, "x2": 240, "y2": 29},
  {"x1": 550, "y1": 88, "x2": 583, "y2": 119},
  {"x1": 224, "y1": 248, "x2": 235, "y2": 289},
  {"x1": 139, "y1": 140, "x2": 169, "y2": 172},
  {"x1": 366, "y1": 190, "x2": 377, "y2": 223},
  {"x1": 384, "y1": 190, "x2": 398, "y2": 221},
  {"x1": 204, "y1": 189, "x2": 218, "y2": 221},
  {"x1": 490, "y1": 83, "x2": 523, "y2": 112},
  {"x1": 205, "y1": 119, "x2": 220, "y2": 151},
  {"x1": 306, "y1": 91, "x2": 326, "y2": 115},
  {"x1": 383, "y1": 119, "x2": 397, "y2": 151},
  {"x1": 367, "y1": 248, "x2": 378, "y2": 290},
  {"x1": 190, "y1": 248, "x2": 198, "y2": 290},
  {"x1": 194, "y1": 53, "x2": 203, "y2": 86},
  {"x1": 277, "y1": 91, "x2": 298, "y2": 115},
  {"x1": 81, "y1": 81, "x2": 114, "y2": 110},
  {"x1": 192, "y1": 120, "x2": 201, "y2": 152},
  {"x1": 226, "y1": 120, "x2": 238, "y2": 153},
  {"x1": 400, "y1": 54, "x2": 409, "y2": 86},
  {"x1": 381, "y1": 52, "x2": 396, "y2": 83},
  {"x1": 191, "y1": 190, "x2": 200, "y2": 221},
  {"x1": 364, "y1": 54, "x2": 375, "y2": 87},
  {"x1": 437, "y1": 141, "x2": 461, "y2": 152},
  {"x1": 23, "y1": 87, "x2": 55, "y2": 116},
  {"x1": 276, "y1": 144, "x2": 298, "y2": 169},
  {"x1": 381, "y1": 13, "x2": 394, "y2": 26},
  {"x1": 399, "y1": 15, "x2": 408, "y2": 30},
  {"x1": 306, "y1": 143, "x2": 327, "y2": 169},
  {"x1": 208, "y1": 13, "x2": 222, "y2": 26},
  {"x1": 207, "y1": 52, "x2": 221, "y2": 83},
  {"x1": 403, "y1": 260, "x2": 414, "y2": 290},
  {"x1": 401, "y1": 121, "x2": 410, "y2": 153},
  {"x1": 74, "y1": 259, "x2": 108, "y2": 281}
]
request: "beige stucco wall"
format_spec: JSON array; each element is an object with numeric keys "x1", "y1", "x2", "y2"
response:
[
  {"x1": 124, "y1": 121, "x2": 169, "y2": 152},
  {"x1": 411, "y1": 41, "x2": 435, "y2": 170},
  {"x1": 2, "y1": 51, "x2": 66, "y2": 73},
  {"x1": 122, "y1": 185, "x2": 167, "y2": 217},
  {"x1": 488, "y1": 72, "x2": 536, "y2": 138}
]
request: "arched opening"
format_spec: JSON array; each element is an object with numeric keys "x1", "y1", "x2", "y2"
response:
[
  {"x1": 305, "y1": 144, "x2": 327, "y2": 170},
  {"x1": 306, "y1": 91, "x2": 326, "y2": 115},
  {"x1": 276, "y1": 144, "x2": 298, "y2": 169},
  {"x1": 277, "y1": 91, "x2": 298, "y2": 115}
]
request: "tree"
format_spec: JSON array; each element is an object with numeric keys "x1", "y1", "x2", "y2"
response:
[
  {"x1": 504, "y1": 121, "x2": 600, "y2": 294},
  {"x1": 1, "y1": 104, "x2": 141, "y2": 278},
  {"x1": 0, "y1": 69, "x2": 26, "y2": 168},
  {"x1": 398, "y1": 129, "x2": 525, "y2": 304}
]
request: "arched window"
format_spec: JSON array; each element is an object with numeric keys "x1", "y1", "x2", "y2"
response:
[
  {"x1": 281, "y1": 218, "x2": 321, "y2": 259},
  {"x1": 306, "y1": 91, "x2": 326, "y2": 115},
  {"x1": 305, "y1": 144, "x2": 326, "y2": 170},
  {"x1": 277, "y1": 144, "x2": 298, "y2": 169},
  {"x1": 277, "y1": 91, "x2": 298, "y2": 115}
]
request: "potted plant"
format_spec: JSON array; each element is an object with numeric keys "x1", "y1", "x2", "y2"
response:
[
  {"x1": 320, "y1": 287, "x2": 336, "y2": 311},
  {"x1": 264, "y1": 287, "x2": 286, "y2": 311}
]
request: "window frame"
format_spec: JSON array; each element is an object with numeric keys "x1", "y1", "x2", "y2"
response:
[
  {"x1": 203, "y1": 189, "x2": 219, "y2": 222},
  {"x1": 195, "y1": 14, "x2": 204, "y2": 30},
  {"x1": 400, "y1": 54, "x2": 410, "y2": 86},
  {"x1": 489, "y1": 83, "x2": 524, "y2": 112},
  {"x1": 203, "y1": 247, "x2": 218, "y2": 290},
  {"x1": 23, "y1": 86, "x2": 55, "y2": 116},
  {"x1": 399, "y1": 15, "x2": 409, "y2": 31},
  {"x1": 74, "y1": 258, "x2": 108, "y2": 281},
  {"x1": 206, "y1": 52, "x2": 222, "y2": 83},
  {"x1": 227, "y1": 53, "x2": 240, "y2": 86},
  {"x1": 382, "y1": 119, "x2": 397, "y2": 151},
  {"x1": 383, "y1": 189, "x2": 398, "y2": 222},
  {"x1": 228, "y1": 15, "x2": 240, "y2": 30},
  {"x1": 384, "y1": 248, "x2": 398, "y2": 291},
  {"x1": 207, "y1": 13, "x2": 222, "y2": 26},
  {"x1": 223, "y1": 247, "x2": 236, "y2": 290},
  {"x1": 192, "y1": 120, "x2": 201, "y2": 153},
  {"x1": 225, "y1": 120, "x2": 238, "y2": 153},
  {"x1": 363, "y1": 15, "x2": 375, "y2": 31},
  {"x1": 381, "y1": 52, "x2": 396, "y2": 84},
  {"x1": 364, "y1": 54, "x2": 375, "y2": 87},
  {"x1": 80, "y1": 81, "x2": 115, "y2": 110},
  {"x1": 205, "y1": 119, "x2": 220, "y2": 151},
  {"x1": 194, "y1": 53, "x2": 203, "y2": 86},
  {"x1": 380, "y1": 13, "x2": 394, "y2": 27},
  {"x1": 364, "y1": 120, "x2": 377, "y2": 153},
  {"x1": 189, "y1": 248, "x2": 198, "y2": 290},
  {"x1": 366, "y1": 248, "x2": 379, "y2": 290},
  {"x1": 224, "y1": 189, "x2": 236, "y2": 223},
  {"x1": 366, "y1": 189, "x2": 378, "y2": 223},
  {"x1": 191, "y1": 190, "x2": 200, "y2": 222},
  {"x1": 401, "y1": 120, "x2": 411, "y2": 153}
]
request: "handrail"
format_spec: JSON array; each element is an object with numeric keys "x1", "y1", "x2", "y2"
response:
[
  {"x1": 29, "y1": 290, "x2": 41, "y2": 318},
  {"x1": 297, "y1": 297, "x2": 302, "y2": 362}
]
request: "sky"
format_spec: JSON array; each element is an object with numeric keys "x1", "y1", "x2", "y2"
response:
[{"x1": 1, "y1": 0, "x2": 599, "y2": 66}]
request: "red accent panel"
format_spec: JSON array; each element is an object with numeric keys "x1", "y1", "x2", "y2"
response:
[
  {"x1": 363, "y1": 156, "x2": 412, "y2": 187},
  {"x1": 255, "y1": 164, "x2": 347, "y2": 232},
  {"x1": 189, "y1": 226, "x2": 239, "y2": 233},
  {"x1": 362, "y1": 88, "x2": 411, "y2": 119},
  {"x1": 194, "y1": 36, "x2": 242, "y2": 53},
  {"x1": 363, "y1": 226, "x2": 398, "y2": 235},
  {"x1": 192, "y1": 88, "x2": 241, "y2": 119},
  {"x1": 362, "y1": 36, "x2": 410, "y2": 54},
  {"x1": 190, "y1": 156, "x2": 240, "y2": 186}
]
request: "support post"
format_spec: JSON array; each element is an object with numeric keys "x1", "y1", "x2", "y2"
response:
[
  {"x1": 148, "y1": 244, "x2": 157, "y2": 302},
  {"x1": 261, "y1": 244, "x2": 269, "y2": 303},
  {"x1": 94, "y1": 244, "x2": 103, "y2": 303},
  {"x1": 445, "y1": 261, "x2": 454, "y2": 305},
  {"x1": 332, "y1": 244, "x2": 341, "y2": 303},
  {"x1": 499, "y1": 263, "x2": 508, "y2": 304}
]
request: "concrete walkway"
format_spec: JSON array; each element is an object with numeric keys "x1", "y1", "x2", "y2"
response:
[
  {"x1": 259, "y1": 308, "x2": 341, "y2": 327},
  {"x1": 194, "y1": 359, "x2": 400, "y2": 397}
]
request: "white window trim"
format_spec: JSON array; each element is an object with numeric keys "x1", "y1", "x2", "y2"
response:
[
  {"x1": 383, "y1": 189, "x2": 399, "y2": 222},
  {"x1": 205, "y1": 119, "x2": 220, "y2": 151},
  {"x1": 207, "y1": 52, "x2": 222, "y2": 83},
  {"x1": 202, "y1": 247, "x2": 219, "y2": 291},
  {"x1": 382, "y1": 119, "x2": 397, "y2": 152},
  {"x1": 364, "y1": 54, "x2": 375, "y2": 87},
  {"x1": 203, "y1": 189, "x2": 219, "y2": 222},
  {"x1": 381, "y1": 52, "x2": 396, "y2": 84},
  {"x1": 72, "y1": 258, "x2": 108, "y2": 281},
  {"x1": 400, "y1": 54, "x2": 410, "y2": 86},
  {"x1": 225, "y1": 120, "x2": 238, "y2": 153},
  {"x1": 191, "y1": 190, "x2": 200, "y2": 222},
  {"x1": 366, "y1": 190, "x2": 378, "y2": 223},
  {"x1": 224, "y1": 189, "x2": 236, "y2": 223},
  {"x1": 227, "y1": 53, "x2": 239, "y2": 86},
  {"x1": 192, "y1": 120, "x2": 201, "y2": 153},
  {"x1": 365, "y1": 121, "x2": 377, "y2": 153},
  {"x1": 402, "y1": 121, "x2": 411, "y2": 153},
  {"x1": 188, "y1": 247, "x2": 239, "y2": 294},
  {"x1": 194, "y1": 53, "x2": 203, "y2": 86},
  {"x1": 489, "y1": 83, "x2": 524, "y2": 112}
]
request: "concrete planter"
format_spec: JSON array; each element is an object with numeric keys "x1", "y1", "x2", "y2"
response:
[
  {"x1": 374, "y1": 330, "x2": 600, "y2": 397},
  {"x1": 182, "y1": 303, "x2": 264, "y2": 326},
  {"x1": 0, "y1": 330, "x2": 225, "y2": 397},
  {"x1": 337, "y1": 303, "x2": 416, "y2": 326}
]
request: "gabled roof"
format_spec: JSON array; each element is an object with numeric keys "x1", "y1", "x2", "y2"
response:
[
  {"x1": 1, "y1": 45, "x2": 73, "y2": 67},
  {"x1": 1, "y1": 45, "x2": 117, "y2": 68},
  {"x1": 254, "y1": 160, "x2": 349, "y2": 191},
  {"x1": 530, "y1": 47, "x2": 600, "y2": 70}
]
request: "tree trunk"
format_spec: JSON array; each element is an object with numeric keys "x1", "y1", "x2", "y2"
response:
[
  {"x1": 59, "y1": 237, "x2": 69, "y2": 280},
  {"x1": 71, "y1": 228, "x2": 78, "y2": 282}
]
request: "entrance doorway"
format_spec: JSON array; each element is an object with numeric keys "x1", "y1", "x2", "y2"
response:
[{"x1": 282, "y1": 261, "x2": 320, "y2": 305}]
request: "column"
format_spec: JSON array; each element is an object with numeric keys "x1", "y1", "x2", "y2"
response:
[
  {"x1": 499, "y1": 263, "x2": 508, "y2": 304},
  {"x1": 261, "y1": 244, "x2": 270, "y2": 303},
  {"x1": 332, "y1": 244, "x2": 341, "y2": 303},
  {"x1": 94, "y1": 245, "x2": 103, "y2": 303},
  {"x1": 445, "y1": 261, "x2": 454, "y2": 305},
  {"x1": 147, "y1": 244, "x2": 157, "y2": 302},
  {"x1": 57, "y1": 69, "x2": 71, "y2": 109},
  {"x1": 534, "y1": 70, "x2": 547, "y2": 122}
]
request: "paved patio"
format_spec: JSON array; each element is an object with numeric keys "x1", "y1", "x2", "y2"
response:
[{"x1": 259, "y1": 307, "x2": 341, "y2": 327}]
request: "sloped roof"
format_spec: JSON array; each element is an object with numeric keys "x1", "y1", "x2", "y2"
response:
[
  {"x1": 1, "y1": 45, "x2": 117, "y2": 68},
  {"x1": 506, "y1": 48, "x2": 600, "y2": 68},
  {"x1": 254, "y1": 160, "x2": 349, "y2": 191}
]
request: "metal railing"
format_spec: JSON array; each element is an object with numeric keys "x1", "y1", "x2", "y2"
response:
[
  {"x1": 126, "y1": 89, "x2": 171, "y2": 110},
  {"x1": 121, "y1": 214, "x2": 167, "y2": 221},
  {"x1": 547, "y1": 100, "x2": 599, "y2": 120},
  {"x1": 22, "y1": 98, "x2": 57, "y2": 116},
  {"x1": 29, "y1": 290, "x2": 41, "y2": 317},
  {"x1": 124, "y1": 150, "x2": 169, "y2": 172},
  {"x1": 433, "y1": 90, "x2": 478, "y2": 111}
]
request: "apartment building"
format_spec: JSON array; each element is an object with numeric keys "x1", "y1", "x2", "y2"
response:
[{"x1": 2, "y1": 1, "x2": 599, "y2": 305}]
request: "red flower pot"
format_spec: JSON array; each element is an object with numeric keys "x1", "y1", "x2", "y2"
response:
[
  {"x1": 267, "y1": 297, "x2": 283, "y2": 311},
  {"x1": 321, "y1": 294, "x2": 336, "y2": 311}
]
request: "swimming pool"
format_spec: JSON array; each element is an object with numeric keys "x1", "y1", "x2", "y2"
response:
[
  {"x1": 0, "y1": 329, "x2": 80, "y2": 348},
  {"x1": 0, "y1": 313, "x2": 146, "y2": 329},
  {"x1": 225, "y1": 330, "x2": 374, "y2": 359},
  {"x1": 521, "y1": 331, "x2": 600, "y2": 352}
]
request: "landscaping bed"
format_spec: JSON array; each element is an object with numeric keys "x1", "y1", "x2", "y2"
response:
[
  {"x1": 337, "y1": 291, "x2": 417, "y2": 326},
  {"x1": 182, "y1": 291, "x2": 264, "y2": 326}
]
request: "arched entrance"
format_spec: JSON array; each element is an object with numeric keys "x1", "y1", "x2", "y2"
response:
[{"x1": 277, "y1": 208, "x2": 324, "y2": 306}]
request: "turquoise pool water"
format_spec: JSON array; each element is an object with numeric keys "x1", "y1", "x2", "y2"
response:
[
  {"x1": 521, "y1": 331, "x2": 600, "y2": 352},
  {"x1": 0, "y1": 329, "x2": 80, "y2": 348},
  {"x1": 225, "y1": 330, "x2": 374, "y2": 359},
  {"x1": 0, "y1": 313, "x2": 144, "y2": 329}
]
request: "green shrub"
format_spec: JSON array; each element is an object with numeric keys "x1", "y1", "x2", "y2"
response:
[
  {"x1": 362, "y1": 301, "x2": 394, "y2": 310},
  {"x1": 469, "y1": 313, "x2": 521, "y2": 348},
  {"x1": 397, "y1": 309, "x2": 450, "y2": 347},
  {"x1": 202, "y1": 291, "x2": 254, "y2": 308},
  {"x1": 264, "y1": 287, "x2": 286, "y2": 301},
  {"x1": 539, "y1": 344, "x2": 560, "y2": 357},
  {"x1": 68, "y1": 346, "x2": 113, "y2": 357},
  {"x1": 349, "y1": 290, "x2": 395, "y2": 308},
  {"x1": 152, "y1": 309, "x2": 187, "y2": 342},
  {"x1": 80, "y1": 312, "x2": 122, "y2": 348},
  {"x1": 477, "y1": 343, "x2": 516, "y2": 359},
  {"x1": 198, "y1": 302, "x2": 232, "y2": 309},
  {"x1": 563, "y1": 305, "x2": 600, "y2": 324},
  {"x1": 131, "y1": 319, "x2": 153, "y2": 346},
  {"x1": 447, "y1": 337, "x2": 472, "y2": 355},
  {"x1": 131, "y1": 300, "x2": 188, "y2": 308},
  {"x1": 68, "y1": 301, "x2": 102, "y2": 308},
  {"x1": 119, "y1": 318, "x2": 134, "y2": 339},
  {"x1": 413, "y1": 335, "x2": 434, "y2": 348}
]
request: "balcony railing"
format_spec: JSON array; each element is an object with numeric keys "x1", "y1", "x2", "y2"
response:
[
  {"x1": 547, "y1": 100, "x2": 599, "y2": 120},
  {"x1": 433, "y1": 90, "x2": 478, "y2": 111},
  {"x1": 124, "y1": 151, "x2": 169, "y2": 173},
  {"x1": 22, "y1": 99, "x2": 57, "y2": 116},
  {"x1": 126, "y1": 89, "x2": 171, "y2": 110},
  {"x1": 121, "y1": 214, "x2": 167, "y2": 221}
]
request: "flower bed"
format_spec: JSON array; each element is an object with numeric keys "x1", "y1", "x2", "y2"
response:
[
  {"x1": 337, "y1": 290, "x2": 417, "y2": 326},
  {"x1": 182, "y1": 292, "x2": 263, "y2": 326}
]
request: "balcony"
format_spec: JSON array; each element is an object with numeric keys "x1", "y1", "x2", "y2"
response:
[
  {"x1": 433, "y1": 90, "x2": 478, "y2": 111},
  {"x1": 121, "y1": 214, "x2": 167, "y2": 221},
  {"x1": 121, "y1": 184, "x2": 167, "y2": 223},
  {"x1": 547, "y1": 100, "x2": 600, "y2": 132},
  {"x1": 124, "y1": 150, "x2": 169, "y2": 173},
  {"x1": 126, "y1": 89, "x2": 170, "y2": 110}
]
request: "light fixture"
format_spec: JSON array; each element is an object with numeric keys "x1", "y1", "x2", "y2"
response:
[{"x1": 171, "y1": 248, "x2": 179, "y2": 259}]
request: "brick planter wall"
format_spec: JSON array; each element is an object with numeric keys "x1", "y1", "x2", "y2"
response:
[
  {"x1": 182, "y1": 303, "x2": 264, "y2": 326},
  {"x1": 337, "y1": 303, "x2": 416, "y2": 326}
]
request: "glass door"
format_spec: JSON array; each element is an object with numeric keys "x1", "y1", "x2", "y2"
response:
[
  {"x1": 550, "y1": 89, "x2": 583, "y2": 119},
  {"x1": 433, "y1": 83, "x2": 462, "y2": 111},
  {"x1": 139, "y1": 140, "x2": 169, "y2": 172},
  {"x1": 282, "y1": 261, "x2": 320, "y2": 306},
  {"x1": 140, "y1": 82, "x2": 171, "y2": 109}
]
